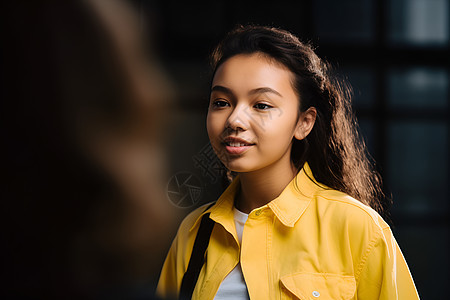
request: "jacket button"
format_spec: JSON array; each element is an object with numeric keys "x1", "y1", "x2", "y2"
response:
[
  {"x1": 255, "y1": 210, "x2": 261, "y2": 216},
  {"x1": 312, "y1": 291, "x2": 320, "y2": 297}
]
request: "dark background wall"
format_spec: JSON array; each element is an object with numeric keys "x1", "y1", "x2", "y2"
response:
[{"x1": 135, "y1": 0, "x2": 449, "y2": 298}]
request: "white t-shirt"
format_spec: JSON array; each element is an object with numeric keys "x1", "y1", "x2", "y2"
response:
[{"x1": 214, "y1": 207, "x2": 250, "y2": 300}]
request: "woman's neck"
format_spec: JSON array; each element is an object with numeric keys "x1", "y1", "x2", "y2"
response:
[{"x1": 235, "y1": 158, "x2": 298, "y2": 214}]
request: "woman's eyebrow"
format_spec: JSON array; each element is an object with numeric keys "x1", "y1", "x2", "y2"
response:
[
  {"x1": 211, "y1": 85, "x2": 282, "y2": 97},
  {"x1": 249, "y1": 87, "x2": 282, "y2": 97},
  {"x1": 210, "y1": 85, "x2": 233, "y2": 95}
]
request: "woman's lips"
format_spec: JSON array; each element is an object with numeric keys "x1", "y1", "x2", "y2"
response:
[
  {"x1": 225, "y1": 144, "x2": 253, "y2": 155},
  {"x1": 222, "y1": 137, "x2": 255, "y2": 155}
]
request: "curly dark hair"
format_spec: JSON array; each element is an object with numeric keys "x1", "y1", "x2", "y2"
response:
[{"x1": 210, "y1": 24, "x2": 388, "y2": 216}]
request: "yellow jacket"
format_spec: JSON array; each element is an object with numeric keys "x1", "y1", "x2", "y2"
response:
[{"x1": 157, "y1": 164, "x2": 419, "y2": 299}]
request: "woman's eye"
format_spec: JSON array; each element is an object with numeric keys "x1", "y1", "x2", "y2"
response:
[
  {"x1": 211, "y1": 99, "x2": 229, "y2": 108},
  {"x1": 254, "y1": 103, "x2": 272, "y2": 110}
]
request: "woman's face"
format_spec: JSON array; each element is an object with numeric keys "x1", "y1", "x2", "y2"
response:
[{"x1": 207, "y1": 53, "x2": 307, "y2": 173}]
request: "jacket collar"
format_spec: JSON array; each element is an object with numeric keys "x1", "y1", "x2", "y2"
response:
[
  {"x1": 268, "y1": 163, "x2": 326, "y2": 227},
  {"x1": 190, "y1": 163, "x2": 326, "y2": 232}
]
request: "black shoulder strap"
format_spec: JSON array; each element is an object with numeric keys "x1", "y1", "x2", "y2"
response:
[{"x1": 179, "y1": 203, "x2": 215, "y2": 300}]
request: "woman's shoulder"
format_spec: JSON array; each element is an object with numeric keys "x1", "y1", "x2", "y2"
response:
[
  {"x1": 313, "y1": 188, "x2": 390, "y2": 234},
  {"x1": 176, "y1": 201, "x2": 216, "y2": 237}
]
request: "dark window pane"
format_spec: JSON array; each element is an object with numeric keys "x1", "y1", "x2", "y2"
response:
[
  {"x1": 313, "y1": 0, "x2": 375, "y2": 44},
  {"x1": 387, "y1": 121, "x2": 448, "y2": 214},
  {"x1": 387, "y1": 68, "x2": 448, "y2": 109},
  {"x1": 388, "y1": 0, "x2": 449, "y2": 46},
  {"x1": 394, "y1": 226, "x2": 450, "y2": 299},
  {"x1": 358, "y1": 118, "x2": 376, "y2": 158},
  {"x1": 341, "y1": 66, "x2": 376, "y2": 108}
]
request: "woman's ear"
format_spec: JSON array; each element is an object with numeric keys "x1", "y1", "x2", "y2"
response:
[{"x1": 294, "y1": 107, "x2": 317, "y2": 140}]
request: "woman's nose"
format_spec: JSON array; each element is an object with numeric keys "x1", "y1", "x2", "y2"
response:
[{"x1": 225, "y1": 106, "x2": 249, "y2": 131}]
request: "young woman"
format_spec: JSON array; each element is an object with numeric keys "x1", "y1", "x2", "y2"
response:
[{"x1": 157, "y1": 25, "x2": 419, "y2": 300}]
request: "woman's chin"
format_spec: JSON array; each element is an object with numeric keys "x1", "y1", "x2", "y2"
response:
[{"x1": 226, "y1": 162, "x2": 259, "y2": 174}]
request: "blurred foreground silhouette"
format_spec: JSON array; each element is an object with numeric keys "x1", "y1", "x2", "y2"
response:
[{"x1": 1, "y1": 0, "x2": 176, "y2": 298}]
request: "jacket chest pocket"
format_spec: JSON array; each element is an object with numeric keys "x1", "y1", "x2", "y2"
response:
[{"x1": 280, "y1": 272, "x2": 356, "y2": 300}]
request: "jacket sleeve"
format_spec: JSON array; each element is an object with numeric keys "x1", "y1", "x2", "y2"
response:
[
  {"x1": 156, "y1": 233, "x2": 182, "y2": 300},
  {"x1": 156, "y1": 205, "x2": 207, "y2": 299},
  {"x1": 356, "y1": 227, "x2": 420, "y2": 299}
]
